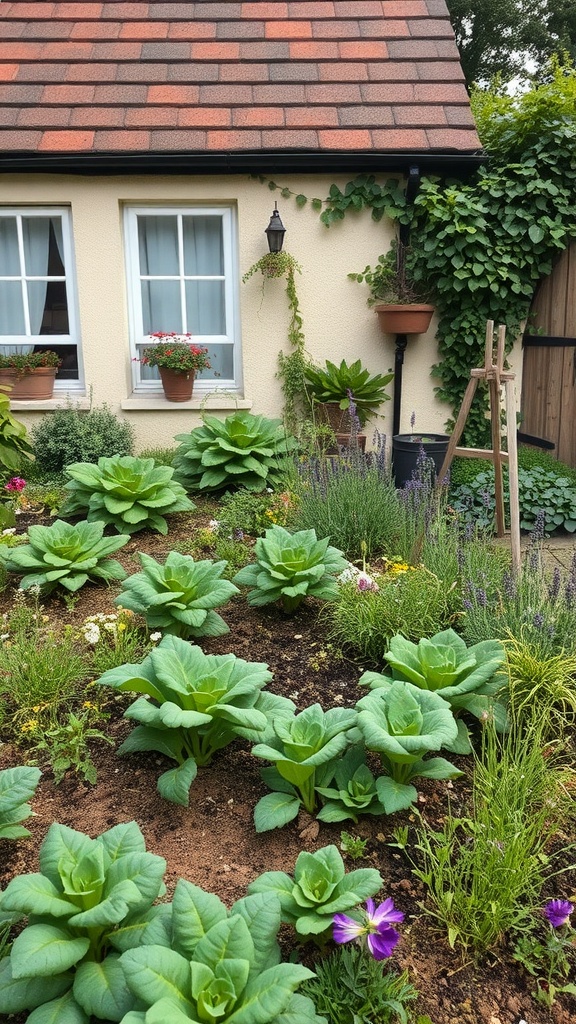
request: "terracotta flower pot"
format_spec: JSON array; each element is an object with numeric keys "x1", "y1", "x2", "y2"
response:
[
  {"x1": 0, "y1": 367, "x2": 57, "y2": 400},
  {"x1": 375, "y1": 304, "x2": 435, "y2": 335},
  {"x1": 158, "y1": 366, "x2": 196, "y2": 402}
]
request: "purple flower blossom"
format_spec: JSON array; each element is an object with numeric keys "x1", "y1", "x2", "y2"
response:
[
  {"x1": 548, "y1": 566, "x2": 561, "y2": 603},
  {"x1": 543, "y1": 899, "x2": 574, "y2": 928},
  {"x1": 333, "y1": 897, "x2": 404, "y2": 960}
]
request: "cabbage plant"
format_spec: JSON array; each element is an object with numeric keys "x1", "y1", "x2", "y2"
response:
[
  {"x1": 315, "y1": 746, "x2": 386, "y2": 823},
  {"x1": 0, "y1": 765, "x2": 41, "y2": 840},
  {"x1": 249, "y1": 844, "x2": 382, "y2": 937},
  {"x1": 233, "y1": 525, "x2": 348, "y2": 613},
  {"x1": 0, "y1": 820, "x2": 167, "y2": 1022},
  {"x1": 0, "y1": 518, "x2": 129, "y2": 593},
  {"x1": 115, "y1": 551, "x2": 239, "y2": 639},
  {"x1": 251, "y1": 702, "x2": 359, "y2": 831},
  {"x1": 118, "y1": 879, "x2": 324, "y2": 1024},
  {"x1": 356, "y1": 681, "x2": 462, "y2": 814},
  {"x1": 97, "y1": 636, "x2": 291, "y2": 806},
  {"x1": 173, "y1": 411, "x2": 296, "y2": 493},
  {"x1": 62, "y1": 455, "x2": 195, "y2": 534},
  {"x1": 362, "y1": 628, "x2": 507, "y2": 752}
]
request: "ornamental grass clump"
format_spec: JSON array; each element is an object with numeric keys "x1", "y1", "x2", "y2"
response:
[
  {"x1": 233, "y1": 524, "x2": 348, "y2": 613},
  {"x1": 251, "y1": 702, "x2": 360, "y2": 831},
  {"x1": 61, "y1": 455, "x2": 195, "y2": 535},
  {"x1": 0, "y1": 820, "x2": 167, "y2": 1022},
  {"x1": 0, "y1": 519, "x2": 129, "y2": 593},
  {"x1": 173, "y1": 411, "x2": 296, "y2": 493},
  {"x1": 115, "y1": 551, "x2": 239, "y2": 639},
  {"x1": 97, "y1": 635, "x2": 292, "y2": 806},
  {"x1": 355, "y1": 681, "x2": 462, "y2": 814},
  {"x1": 249, "y1": 844, "x2": 382, "y2": 939},
  {"x1": 363, "y1": 628, "x2": 507, "y2": 752}
]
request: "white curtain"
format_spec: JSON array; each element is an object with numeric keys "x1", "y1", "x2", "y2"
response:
[{"x1": 0, "y1": 215, "x2": 60, "y2": 340}]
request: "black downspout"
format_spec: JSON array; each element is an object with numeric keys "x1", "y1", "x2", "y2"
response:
[{"x1": 392, "y1": 165, "x2": 421, "y2": 438}]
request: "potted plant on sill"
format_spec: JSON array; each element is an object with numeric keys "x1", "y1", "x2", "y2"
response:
[
  {"x1": 303, "y1": 358, "x2": 393, "y2": 449},
  {"x1": 349, "y1": 241, "x2": 435, "y2": 335},
  {"x1": 0, "y1": 349, "x2": 62, "y2": 400},
  {"x1": 141, "y1": 333, "x2": 211, "y2": 402}
]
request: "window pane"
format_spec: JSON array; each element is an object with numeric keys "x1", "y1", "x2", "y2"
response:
[
  {"x1": 141, "y1": 280, "x2": 182, "y2": 334},
  {"x1": 185, "y1": 280, "x2": 225, "y2": 335},
  {"x1": 0, "y1": 218, "x2": 20, "y2": 276},
  {"x1": 22, "y1": 217, "x2": 54, "y2": 277},
  {"x1": 197, "y1": 344, "x2": 234, "y2": 380},
  {"x1": 30, "y1": 280, "x2": 69, "y2": 335},
  {"x1": 138, "y1": 216, "x2": 179, "y2": 276},
  {"x1": 182, "y1": 217, "x2": 223, "y2": 276},
  {"x1": 0, "y1": 281, "x2": 25, "y2": 333}
]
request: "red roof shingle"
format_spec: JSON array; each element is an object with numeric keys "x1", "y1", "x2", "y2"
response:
[{"x1": 0, "y1": 0, "x2": 480, "y2": 159}]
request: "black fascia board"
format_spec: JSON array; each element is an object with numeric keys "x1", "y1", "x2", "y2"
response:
[{"x1": 0, "y1": 148, "x2": 486, "y2": 177}]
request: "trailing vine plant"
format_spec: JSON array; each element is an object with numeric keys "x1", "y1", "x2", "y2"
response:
[
  {"x1": 253, "y1": 61, "x2": 576, "y2": 445},
  {"x1": 243, "y1": 250, "x2": 308, "y2": 433}
]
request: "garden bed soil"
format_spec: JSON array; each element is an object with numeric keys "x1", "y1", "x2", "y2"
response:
[{"x1": 0, "y1": 508, "x2": 574, "y2": 1024}]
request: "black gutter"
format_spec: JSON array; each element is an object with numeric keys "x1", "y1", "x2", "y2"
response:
[{"x1": 0, "y1": 148, "x2": 486, "y2": 177}]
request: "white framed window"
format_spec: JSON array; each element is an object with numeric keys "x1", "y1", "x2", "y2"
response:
[
  {"x1": 0, "y1": 207, "x2": 82, "y2": 385},
  {"x1": 124, "y1": 205, "x2": 240, "y2": 392}
]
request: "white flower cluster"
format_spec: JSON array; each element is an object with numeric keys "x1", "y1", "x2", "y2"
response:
[
  {"x1": 337, "y1": 563, "x2": 379, "y2": 592},
  {"x1": 79, "y1": 612, "x2": 124, "y2": 646}
]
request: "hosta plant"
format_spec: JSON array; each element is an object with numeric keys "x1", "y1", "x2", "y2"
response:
[
  {"x1": 233, "y1": 525, "x2": 348, "y2": 613},
  {"x1": 364, "y1": 628, "x2": 507, "y2": 752},
  {"x1": 315, "y1": 746, "x2": 386, "y2": 824},
  {"x1": 356, "y1": 681, "x2": 462, "y2": 814},
  {"x1": 251, "y1": 702, "x2": 360, "y2": 832},
  {"x1": 0, "y1": 820, "x2": 167, "y2": 1022},
  {"x1": 118, "y1": 879, "x2": 325, "y2": 1024},
  {"x1": 173, "y1": 411, "x2": 296, "y2": 493},
  {"x1": 0, "y1": 518, "x2": 129, "y2": 593},
  {"x1": 249, "y1": 844, "x2": 382, "y2": 938},
  {"x1": 61, "y1": 455, "x2": 195, "y2": 534},
  {"x1": 97, "y1": 636, "x2": 291, "y2": 806},
  {"x1": 115, "y1": 551, "x2": 239, "y2": 639},
  {"x1": 0, "y1": 765, "x2": 41, "y2": 840}
]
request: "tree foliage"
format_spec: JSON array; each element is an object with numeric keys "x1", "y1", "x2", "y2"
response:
[{"x1": 447, "y1": 0, "x2": 576, "y2": 85}]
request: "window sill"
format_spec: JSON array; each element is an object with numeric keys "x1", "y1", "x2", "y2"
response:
[
  {"x1": 121, "y1": 392, "x2": 253, "y2": 412},
  {"x1": 10, "y1": 394, "x2": 91, "y2": 412}
]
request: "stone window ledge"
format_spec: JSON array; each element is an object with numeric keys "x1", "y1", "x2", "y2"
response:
[{"x1": 121, "y1": 393, "x2": 253, "y2": 412}]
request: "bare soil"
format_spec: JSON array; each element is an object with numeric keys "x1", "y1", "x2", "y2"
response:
[{"x1": 0, "y1": 508, "x2": 574, "y2": 1024}]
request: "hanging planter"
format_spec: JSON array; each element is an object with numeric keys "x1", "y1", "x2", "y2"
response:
[{"x1": 375, "y1": 304, "x2": 435, "y2": 336}]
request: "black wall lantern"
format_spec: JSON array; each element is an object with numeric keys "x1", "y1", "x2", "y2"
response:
[{"x1": 264, "y1": 202, "x2": 286, "y2": 253}]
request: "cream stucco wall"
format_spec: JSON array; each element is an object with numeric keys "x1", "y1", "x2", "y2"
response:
[{"x1": 0, "y1": 171, "x2": 453, "y2": 450}]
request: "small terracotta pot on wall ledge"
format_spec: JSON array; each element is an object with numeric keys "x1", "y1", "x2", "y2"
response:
[
  {"x1": 0, "y1": 367, "x2": 57, "y2": 400},
  {"x1": 375, "y1": 304, "x2": 435, "y2": 335},
  {"x1": 158, "y1": 366, "x2": 196, "y2": 402}
]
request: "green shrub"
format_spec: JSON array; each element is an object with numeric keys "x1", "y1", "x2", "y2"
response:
[
  {"x1": 173, "y1": 411, "x2": 296, "y2": 493},
  {"x1": 61, "y1": 455, "x2": 195, "y2": 534},
  {"x1": 137, "y1": 445, "x2": 177, "y2": 468},
  {"x1": 31, "y1": 403, "x2": 134, "y2": 479},
  {"x1": 451, "y1": 465, "x2": 576, "y2": 533}
]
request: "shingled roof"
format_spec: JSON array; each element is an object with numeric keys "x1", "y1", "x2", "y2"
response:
[{"x1": 0, "y1": 0, "x2": 482, "y2": 174}]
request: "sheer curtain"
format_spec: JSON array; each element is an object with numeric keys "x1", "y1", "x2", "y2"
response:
[{"x1": 0, "y1": 215, "x2": 60, "y2": 345}]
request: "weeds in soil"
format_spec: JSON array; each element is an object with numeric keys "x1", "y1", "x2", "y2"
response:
[
  {"x1": 79, "y1": 610, "x2": 154, "y2": 675},
  {"x1": 513, "y1": 901, "x2": 576, "y2": 1006},
  {"x1": 340, "y1": 831, "x2": 368, "y2": 860},
  {"x1": 300, "y1": 943, "x2": 417, "y2": 1024},
  {"x1": 27, "y1": 706, "x2": 113, "y2": 784},
  {"x1": 411, "y1": 719, "x2": 575, "y2": 958}
]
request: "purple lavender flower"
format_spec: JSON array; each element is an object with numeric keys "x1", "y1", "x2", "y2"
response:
[
  {"x1": 410, "y1": 410, "x2": 416, "y2": 430},
  {"x1": 543, "y1": 899, "x2": 574, "y2": 928},
  {"x1": 532, "y1": 612, "x2": 544, "y2": 629},
  {"x1": 333, "y1": 897, "x2": 404, "y2": 960},
  {"x1": 548, "y1": 566, "x2": 561, "y2": 603}
]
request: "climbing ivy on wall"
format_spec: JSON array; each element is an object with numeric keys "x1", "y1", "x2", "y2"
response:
[{"x1": 258, "y1": 61, "x2": 576, "y2": 445}]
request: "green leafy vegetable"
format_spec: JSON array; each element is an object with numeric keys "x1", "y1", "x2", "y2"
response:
[
  {"x1": 61, "y1": 456, "x2": 195, "y2": 534},
  {"x1": 0, "y1": 519, "x2": 129, "y2": 593},
  {"x1": 251, "y1": 703, "x2": 359, "y2": 831},
  {"x1": 173, "y1": 411, "x2": 296, "y2": 494},
  {"x1": 118, "y1": 879, "x2": 325, "y2": 1024},
  {"x1": 0, "y1": 766, "x2": 41, "y2": 840},
  {"x1": 234, "y1": 525, "x2": 348, "y2": 613},
  {"x1": 249, "y1": 844, "x2": 382, "y2": 937},
  {"x1": 356, "y1": 681, "x2": 462, "y2": 814},
  {"x1": 0, "y1": 820, "x2": 167, "y2": 1022},
  {"x1": 315, "y1": 746, "x2": 386, "y2": 824},
  {"x1": 115, "y1": 551, "x2": 239, "y2": 639},
  {"x1": 97, "y1": 636, "x2": 291, "y2": 807}
]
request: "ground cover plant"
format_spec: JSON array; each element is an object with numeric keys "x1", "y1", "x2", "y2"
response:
[{"x1": 0, "y1": 435, "x2": 575, "y2": 1024}]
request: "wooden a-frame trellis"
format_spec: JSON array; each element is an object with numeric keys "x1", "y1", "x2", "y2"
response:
[{"x1": 436, "y1": 320, "x2": 521, "y2": 574}]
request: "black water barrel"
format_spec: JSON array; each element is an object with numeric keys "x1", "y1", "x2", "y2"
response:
[{"x1": 392, "y1": 433, "x2": 450, "y2": 487}]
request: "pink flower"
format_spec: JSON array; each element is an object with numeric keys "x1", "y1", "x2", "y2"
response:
[
  {"x1": 357, "y1": 573, "x2": 378, "y2": 592},
  {"x1": 5, "y1": 477, "x2": 26, "y2": 492},
  {"x1": 333, "y1": 897, "x2": 404, "y2": 960}
]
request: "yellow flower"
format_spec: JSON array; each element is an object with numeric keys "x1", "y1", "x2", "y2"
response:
[
  {"x1": 21, "y1": 719, "x2": 38, "y2": 734},
  {"x1": 83, "y1": 700, "x2": 97, "y2": 710},
  {"x1": 117, "y1": 623, "x2": 127, "y2": 632}
]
